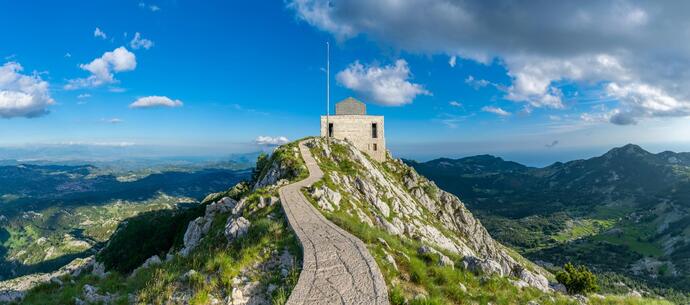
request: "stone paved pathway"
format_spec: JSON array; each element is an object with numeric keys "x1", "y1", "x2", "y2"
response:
[{"x1": 279, "y1": 141, "x2": 389, "y2": 305}]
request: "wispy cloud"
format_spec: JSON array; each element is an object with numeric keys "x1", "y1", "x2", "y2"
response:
[
  {"x1": 102, "y1": 118, "x2": 123, "y2": 124},
  {"x1": 481, "y1": 106, "x2": 511, "y2": 117},
  {"x1": 435, "y1": 112, "x2": 474, "y2": 128},
  {"x1": 57, "y1": 141, "x2": 135, "y2": 147},
  {"x1": 130, "y1": 32, "x2": 154, "y2": 50},
  {"x1": 465, "y1": 75, "x2": 490, "y2": 89},
  {"x1": 230, "y1": 103, "x2": 269, "y2": 116},
  {"x1": 138, "y1": 2, "x2": 160, "y2": 12},
  {"x1": 448, "y1": 56, "x2": 457, "y2": 68},
  {"x1": 255, "y1": 136, "x2": 289, "y2": 146},
  {"x1": 94, "y1": 27, "x2": 107, "y2": 39}
]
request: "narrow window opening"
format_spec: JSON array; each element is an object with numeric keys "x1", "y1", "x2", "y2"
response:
[
  {"x1": 328, "y1": 123, "x2": 334, "y2": 137},
  {"x1": 372, "y1": 123, "x2": 378, "y2": 138},
  {"x1": 373, "y1": 143, "x2": 378, "y2": 151}
]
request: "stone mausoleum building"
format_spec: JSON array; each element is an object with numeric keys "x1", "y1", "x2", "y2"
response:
[{"x1": 320, "y1": 97, "x2": 386, "y2": 162}]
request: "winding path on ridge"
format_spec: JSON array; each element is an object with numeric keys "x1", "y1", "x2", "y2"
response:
[{"x1": 279, "y1": 141, "x2": 389, "y2": 305}]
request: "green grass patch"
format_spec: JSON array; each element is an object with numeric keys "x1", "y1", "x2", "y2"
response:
[{"x1": 554, "y1": 219, "x2": 617, "y2": 243}]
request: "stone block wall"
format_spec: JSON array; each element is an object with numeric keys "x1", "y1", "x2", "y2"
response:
[{"x1": 320, "y1": 115, "x2": 386, "y2": 162}]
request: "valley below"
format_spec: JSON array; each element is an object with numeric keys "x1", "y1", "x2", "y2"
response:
[
  {"x1": 408, "y1": 144, "x2": 690, "y2": 301},
  {"x1": 0, "y1": 162, "x2": 251, "y2": 281}
]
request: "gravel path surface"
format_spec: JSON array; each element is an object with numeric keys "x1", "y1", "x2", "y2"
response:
[{"x1": 279, "y1": 141, "x2": 389, "y2": 305}]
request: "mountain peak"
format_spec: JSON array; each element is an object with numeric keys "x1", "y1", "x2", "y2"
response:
[{"x1": 604, "y1": 143, "x2": 650, "y2": 158}]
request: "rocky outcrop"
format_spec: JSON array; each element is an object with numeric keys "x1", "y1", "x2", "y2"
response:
[
  {"x1": 181, "y1": 196, "x2": 240, "y2": 256},
  {"x1": 0, "y1": 256, "x2": 95, "y2": 302},
  {"x1": 79, "y1": 284, "x2": 113, "y2": 304},
  {"x1": 517, "y1": 268, "x2": 551, "y2": 292},
  {"x1": 418, "y1": 245, "x2": 454, "y2": 269},
  {"x1": 253, "y1": 147, "x2": 302, "y2": 190},
  {"x1": 225, "y1": 217, "x2": 250, "y2": 241},
  {"x1": 462, "y1": 256, "x2": 505, "y2": 277},
  {"x1": 131, "y1": 255, "x2": 163, "y2": 277},
  {"x1": 305, "y1": 138, "x2": 552, "y2": 291},
  {"x1": 180, "y1": 216, "x2": 213, "y2": 256},
  {"x1": 254, "y1": 160, "x2": 284, "y2": 190},
  {"x1": 311, "y1": 185, "x2": 342, "y2": 212}
]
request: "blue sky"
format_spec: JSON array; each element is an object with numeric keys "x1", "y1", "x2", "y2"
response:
[{"x1": 2, "y1": 1, "x2": 690, "y2": 166}]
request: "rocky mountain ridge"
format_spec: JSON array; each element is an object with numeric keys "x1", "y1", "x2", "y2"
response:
[
  {"x1": 302, "y1": 138, "x2": 554, "y2": 291},
  {"x1": 408, "y1": 143, "x2": 690, "y2": 301}
]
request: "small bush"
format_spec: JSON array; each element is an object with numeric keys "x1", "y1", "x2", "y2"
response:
[{"x1": 556, "y1": 262, "x2": 598, "y2": 295}]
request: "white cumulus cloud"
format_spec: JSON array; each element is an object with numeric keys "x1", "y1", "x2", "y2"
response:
[
  {"x1": 0, "y1": 62, "x2": 55, "y2": 118},
  {"x1": 65, "y1": 47, "x2": 137, "y2": 90},
  {"x1": 482, "y1": 106, "x2": 511, "y2": 117},
  {"x1": 336, "y1": 59, "x2": 430, "y2": 106},
  {"x1": 130, "y1": 32, "x2": 154, "y2": 50},
  {"x1": 129, "y1": 96, "x2": 183, "y2": 109},
  {"x1": 255, "y1": 136, "x2": 289, "y2": 146}
]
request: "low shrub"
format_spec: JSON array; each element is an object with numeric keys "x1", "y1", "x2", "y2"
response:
[{"x1": 556, "y1": 262, "x2": 599, "y2": 295}]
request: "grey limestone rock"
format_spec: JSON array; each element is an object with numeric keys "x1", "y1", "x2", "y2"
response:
[
  {"x1": 461, "y1": 256, "x2": 505, "y2": 277},
  {"x1": 225, "y1": 217, "x2": 251, "y2": 241},
  {"x1": 180, "y1": 216, "x2": 212, "y2": 256}
]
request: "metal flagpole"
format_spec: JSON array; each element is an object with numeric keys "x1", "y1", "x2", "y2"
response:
[{"x1": 326, "y1": 41, "x2": 330, "y2": 147}]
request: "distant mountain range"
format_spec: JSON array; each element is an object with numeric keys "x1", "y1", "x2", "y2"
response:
[
  {"x1": 406, "y1": 144, "x2": 690, "y2": 295},
  {"x1": 0, "y1": 144, "x2": 262, "y2": 170}
]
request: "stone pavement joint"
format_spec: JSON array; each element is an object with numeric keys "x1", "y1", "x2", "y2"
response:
[{"x1": 280, "y1": 141, "x2": 389, "y2": 305}]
